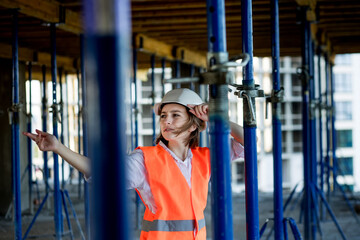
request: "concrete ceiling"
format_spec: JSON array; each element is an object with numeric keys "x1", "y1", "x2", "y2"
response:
[{"x1": 0, "y1": 0, "x2": 360, "y2": 72}]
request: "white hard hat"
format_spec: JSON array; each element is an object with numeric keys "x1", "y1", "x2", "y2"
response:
[{"x1": 154, "y1": 88, "x2": 203, "y2": 115}]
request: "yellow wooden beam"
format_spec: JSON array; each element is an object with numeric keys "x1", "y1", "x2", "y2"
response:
[
  {"x1": 296, "y1": 0, "x2": 317, "y2": 22},
  {"x1": 134, "y1": 34, "x2": 207, "y2": 68},
  {"x1": 175, "y1": 47, "x2": 207, "y2": 68},
  {"x1": 134, "y1": 34, "x2": 174, "y2": 60},
  {"x1": 0, "y1": 0, "x2": 83, "y2": 33},
  {"x1": 0, "y1": 42, "x2": 77, "y2": 71}
]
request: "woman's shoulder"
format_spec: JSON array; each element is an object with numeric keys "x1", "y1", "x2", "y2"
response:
[{"x1": 191, "y1": 146, "x2": 210, "y2": 154}]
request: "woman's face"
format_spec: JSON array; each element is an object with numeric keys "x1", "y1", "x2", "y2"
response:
[{"x1": 159, "y1": 103, "x2": 195, "y2": 143}]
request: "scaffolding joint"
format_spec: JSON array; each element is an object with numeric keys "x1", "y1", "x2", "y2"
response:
[
  {"x1": 265, "y1": 87, "x2": 284, "y2": 118},
  {"x1": 297, "y1": 66, "x2": 310, "y2": 88},
  {"x1": 50, "y1": 103, "x2": 62, "y2": 123},
  {"x1": 7, "y1": 103, "x2": 23, "y2": 125},
  {"x1": 232, "y1": 84, "x2": 264, "y2": 126}
]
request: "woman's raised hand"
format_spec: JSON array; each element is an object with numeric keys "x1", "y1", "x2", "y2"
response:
[
  {"x1": 23, "y1": 129, "x2": 59, "y2": 153},
  {"x1": 188, "y1": 103, "x2": 209, "y2": 122}
]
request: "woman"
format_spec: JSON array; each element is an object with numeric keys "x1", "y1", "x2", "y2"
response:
[{"x1": 24, "y1": 88, "x2": 244, "y2": 240}]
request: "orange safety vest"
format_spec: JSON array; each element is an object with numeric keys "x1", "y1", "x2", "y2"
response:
[{"x1": 136, "y1": 144, "x2": 210, "y2": 240}]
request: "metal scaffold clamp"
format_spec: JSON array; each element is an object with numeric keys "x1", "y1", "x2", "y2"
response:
[
  {"x1": 297, "y1": 66, "x2": 310, "y2": 87},
  {"x1": 50, "y1": 103, "x2": 62, "y2": 123},
  {"x1": 163, "y1": 53, "x2": 250, "y2": 86},
  {"x1": 265, "y1": 87, "x2": 284, "y2": 118},
  {"x1": 201, "y1": 53, "x2": 250, "y2": 85},
  {"x1": 7, "y1": 103, "x2": 23, "y2": 125},
  {"x1": 232, "y1": 84, "x2": 264, "y2": 126}
]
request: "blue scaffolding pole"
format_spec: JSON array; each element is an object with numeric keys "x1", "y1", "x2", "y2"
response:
[
  {"x1": 161, "y1": 58, "x2": 166, "y2": 97},
  {"x1": 241, "y1": 0, "x2": 260, "y2": 239},
  {"x1": 324, "y1": 54, "x2": 331, "y2": 201},
  {"x1": 174, "y1": 60, "x2": 181, "y2": 88},
  {"x1": 270, "y1": 0, "x2": 284, "y2": 238},
  {"x1": 80, "y1": 34, "x2": 91, "y2": 239},
  {"x1": 329, "y1": 61, "x2": 337, "y2": 194},
  {"x1": 299, "y1": 7, "x2": 312, "y2": 239},
  {"x1": 50, "y1": 22, "x2": 64, "y2": 239},
  {"x1": 77, "y1": 68, "x2": 83, "y2": 199},
  {"x1": 84, "y1": 0, "x2": 131, "y2": 238},
  {"x1": 132, "y1": 46, "x2": 142, "y2": 230},
  {"x1": 11, "y1": 9, "x2": 22, "y2": 240},
  {"x1": 309, "y1": 40, "x2": 318, "y2": 240},
  {"x1": 317, "y1": 48, "x2": 325, "y2": 220},
  {"x1": 42, "y1": 64, "x2": 49, "y2": 193},
  {"x1": 59, "y1": 67, "x2": 65, "y2": 190},
  {"x1": 206, "y1": 0, "x2": 233, "y2": 239},
  {"x1": 27, "y1": 62, "x2": 34, "y2": 215},
  {"x1": 151, "y1": 54, "x2": 156, "y2": 143}
]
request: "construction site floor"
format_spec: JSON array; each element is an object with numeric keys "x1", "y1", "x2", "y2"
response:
[{"x1": 1, "y1": 184, "x2": 360, "y2": 239}]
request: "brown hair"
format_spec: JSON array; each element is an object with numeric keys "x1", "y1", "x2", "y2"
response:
[{"x1": 155, "y1": 104, "x2": 203, "y2": 148}]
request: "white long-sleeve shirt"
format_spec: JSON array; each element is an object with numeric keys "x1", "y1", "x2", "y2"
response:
[{"x1": 126, "y1": 139, "x2": 244, "y2": 213}]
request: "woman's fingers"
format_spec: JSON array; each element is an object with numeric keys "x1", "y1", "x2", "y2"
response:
[{"x1": 22, "y1": 132, "x2": 39, "y2": 142}]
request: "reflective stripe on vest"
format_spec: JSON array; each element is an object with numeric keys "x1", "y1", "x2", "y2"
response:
[{"x1": 142, "y1": 218, "x2": 206, "y2": 232}]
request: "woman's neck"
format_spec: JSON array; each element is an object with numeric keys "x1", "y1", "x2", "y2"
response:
[{"x1": 167, "y1": 141, "x2": 189, "y2": 161}]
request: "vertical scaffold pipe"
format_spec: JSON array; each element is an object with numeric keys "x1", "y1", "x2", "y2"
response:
[
  {"x1": 175, "y1": 60, "x2": 181, "y2": 88},
  {"x1": 42, "y1": 65, "x2": 49, "y2": 193},
  {"x1": 27, "y1": 62, "x2": 33, "y2": 215},
  {"x1": 59, "y1": 68, "x2": 65, "y2": 189},
  {"x1": 11, "y1": 10, "x2": 22, "y2": 240},
  {"x1": 80, "y1": 34, "x2": 90, "y2": 239},
  {"x1": 300, "y1": 7, "x2": 311, "y2": 240},
  {"x1": 271, "y1": 0, "x2": 284, "y2": 238},
  {"x1": 77, "y1": 69, "x2": 82, "y2": 199},
  {"x1": 241, "y1": 0, "x2": 260, "y2": 239},
  {"x1": 329, "y1": 61, "x2": 337, "y2": 193},
  {"x1": 151, "y1": 54, "x2": 156, "y2": 143},
  {"x1": 190, "y1": 64, "x2": 195, "y2": 91},
  {"x1": 206, "y1": 0, "x2": 233, "y2": 239},
  {"x1": 309, "y1": 40, "x2": 318, "y2": 240},
  {"x1": 133, "y1": 47, "x2": 139, "y2": 147},
  {"x1": 50, "y1": 23, "x2": 63, "y2": 239},
  {"x1": 84, "y1": 0, "x2": 131, "y2": 239},
  {"x1": 317, "y1": 48, "x2": 325, "y2": 220},
  {"x1": 161, "y1": 58, "x2": 166, "y2": 97},
  {"x1": 132, "y1": 45, "x2": 142, "y2": 230},
  {"x1": 324, "y1": 55, "x2": 331, "y2": 200}
]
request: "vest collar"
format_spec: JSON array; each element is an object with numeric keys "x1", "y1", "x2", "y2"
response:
[{"x1": 159, "y1": 141, "x2": 193, "y2": 165}]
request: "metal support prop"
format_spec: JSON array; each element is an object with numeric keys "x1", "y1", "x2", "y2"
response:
[
  {"x1": 11, "y1": 10, "x2": 22, "y2": 240},
  {"x1": 50, "y1": 22, "x2": 63, "y2": 239},
  {"x1": 317, "y1": 48, "x2": 325, "y2": 220},
  {"x1": 132, "y1": 46, "x2": 143, "y2": 230},
  {"x1": 59, "y1": 68, "x2": 65, "y2": 189},
  {"x1": 299, "y1": 7, "x2": 311, "y2": 239},
  {"x1": 206, "y1": 0, "x2": 233, "y2": 239},
  {"x1": 77, "y1": 69, "x2": 82, "y2": 199},
  {"x1": 174, "y1": 60, "x2": 181, "y2": 88},
  {"x1": 65, "y1": 73, "x2": 74, "y2": 185},
  {"x1": 84, "y1": 0, "x2": 131, "y2": 238},
  {"x1": 329, "y1": 62, "x2": 337, "y2": 193},
  {"x1": 80, "y1": 34, "x2": 91, "y2": 239},
  {"x1": 161, "y1": 58, "x2": 166, "y2": 97},
  {"x1": 324, "y1": 55, "x2": 331, "y2": 201},
  {"x1": 42, "y1": 65, "x2": 49, "y2": 193},
  {"x1": 241, "y1": 0, "x2": 260, "y2": 239},
  {"x1": 270, "y1": 0, "x2": 284, "y2": 238},
  {"x1": 27, "y1": 62, "x2": 33, "y2": 215},
  {"x1": 151, "y1": 54, "x2": 156, "y2": 143},
  {"x1": 190, "y1": 64, "x2": 195, "y2": 90},
  {"x1": 309, "y1": 40, "x2": 318, "y2": 240}
]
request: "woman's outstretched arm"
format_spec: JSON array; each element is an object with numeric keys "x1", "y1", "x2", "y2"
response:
[{"x1": 23, "y1": 129, "x2": 91, "y2": 178}]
